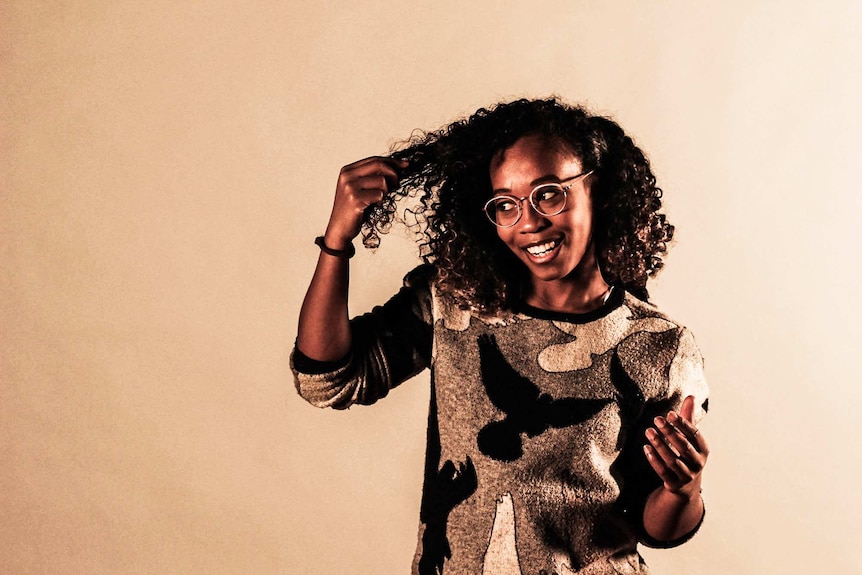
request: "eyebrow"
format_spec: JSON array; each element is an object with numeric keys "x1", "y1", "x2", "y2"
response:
[{"x1": 491, "y1": 173, "x2": 569, "y2": 195}]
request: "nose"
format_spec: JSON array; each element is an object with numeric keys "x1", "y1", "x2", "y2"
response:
[{"x1": 517, "y1": 200, "x2": 549, "y2": 232}]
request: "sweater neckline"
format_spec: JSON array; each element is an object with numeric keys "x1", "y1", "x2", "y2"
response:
[{"x1": 512, "y1": 286, "x2": 625, "y2": 324}]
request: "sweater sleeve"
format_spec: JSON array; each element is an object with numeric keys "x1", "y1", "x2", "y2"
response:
[
  {"x1": 608, "y1": 324, "x2": 709, "y2": 549},
  {"x1": 665, "y1": 327, "x2": 709, "y2": 425},
  {"x1": 290, "y1": 265, "x2": 435, "y2": 410},
  {"x1": 637, "y1": 326, "x2": 710, "y2": 548}
]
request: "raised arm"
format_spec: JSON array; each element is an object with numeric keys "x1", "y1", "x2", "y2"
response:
[{"x1": 296, "y1": 156, "x2": 406, "y2": 361}]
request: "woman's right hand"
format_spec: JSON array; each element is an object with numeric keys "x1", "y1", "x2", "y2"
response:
[
  {"x1": 298, "y1": 156, "x2": 406, "y2": 361},
  {"x1": 323, "y1": 156, "x2": 407, "y2": 250}
]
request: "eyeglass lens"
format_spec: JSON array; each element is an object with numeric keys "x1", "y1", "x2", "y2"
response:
[{"x1": 485, "y1": 184, "x2": 567, "y2": 226}]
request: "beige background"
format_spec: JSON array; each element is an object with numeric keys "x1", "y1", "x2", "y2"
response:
[{"x1": 2, "y1": 1, "x2": 861, "y2": 574}]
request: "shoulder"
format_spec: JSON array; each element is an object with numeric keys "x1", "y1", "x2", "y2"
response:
[
  {"x1": 402, "y1": 263, "x2": 437, "y2": 291},
  {"x1": 611, "y1": 292, "x2": 708, "y2": 411},
  {"x1": 617, "y1": 291, "x2": 705, "y2": 361},
  {"x1": 402, "y1": 263, "x2": 519, "y2": 331},
  {"x1": 620, "y1": 292, "x2": 704, "y2": 353},
  {"x1": 620, "y1": 291, "x2": 686, "y2": 329}
]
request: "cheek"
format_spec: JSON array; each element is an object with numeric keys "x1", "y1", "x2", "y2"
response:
[
  {"x1": 571, "y1": 204, "x2": 595, "y2": 234},
  {"x1": 495, "y1": 227, "x2": 512, "y2": 247}
]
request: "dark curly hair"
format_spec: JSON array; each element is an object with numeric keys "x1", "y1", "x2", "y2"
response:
[{"x1": 360, "y1": 97, "x2": 674, "y2": 311}]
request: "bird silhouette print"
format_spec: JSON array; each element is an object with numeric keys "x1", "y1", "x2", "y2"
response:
[
  {"x1": 417, "y1": 385, "x2": 478, "y2": 575},
  {"x1": 477, "y1": 334, "x2": 613, "y2": 462}
]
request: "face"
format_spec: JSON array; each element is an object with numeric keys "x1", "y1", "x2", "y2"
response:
[{"x1": 489, "y1": 134, "x2": 598, "y2": 287}]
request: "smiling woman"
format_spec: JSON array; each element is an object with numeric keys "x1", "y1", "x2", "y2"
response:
[
  {"x1": 291, "y1": 98, "x2": 709, "y2": 574},
  {"x1": 488, "y1": 135, "x2": 603, "y2": 312}
]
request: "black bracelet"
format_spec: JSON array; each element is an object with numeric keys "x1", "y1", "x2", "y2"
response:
[{"x1": 314, "y1": 235, "x2": 355, "y2": 259}]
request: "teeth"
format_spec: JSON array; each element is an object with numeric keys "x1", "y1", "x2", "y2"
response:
[{"x1": 526, "y1": 240, "x2": 558, "y2": 256}]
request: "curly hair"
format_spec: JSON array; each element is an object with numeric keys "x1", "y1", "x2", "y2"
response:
[{"x1": 360, "y1": 97, "x2": 674, "y2": 311}]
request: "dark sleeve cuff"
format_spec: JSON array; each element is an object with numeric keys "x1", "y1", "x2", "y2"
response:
[
  {"x1": 639, "y1": 499, "x2": 706, "y2": 549},
  {"x1": 291, "y1": 344, "x2": 351, "y2": 375}
]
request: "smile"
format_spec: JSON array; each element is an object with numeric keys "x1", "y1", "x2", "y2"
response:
[{"x1": 524, "y1": 238, "x2": 561, "y2": 257}]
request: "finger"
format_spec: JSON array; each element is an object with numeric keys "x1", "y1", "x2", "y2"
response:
[
  {"x1": 646, "y1": 427, "x2": 700, "y2": 486},
  {"x1": 680, "y1": 395, "x2": 695, "y2": 423},
  {"x1": 643, "y1": 444, "x2": 689, "y2": 491},
  {"x1": 655, "y1": 415, "x2": 696, "y2": 451},
  {"x1": 341, "y1": 165, "x2": 401, "y2": 196},
  {"x1": 386, "y1": 155, "x2": 410, "y2": 168},
  {"x1": 354, "y1": 174, "x2": 390, "y2": 193},
  {"x1": 667, "y1": 410, "x2": 710, "y2": 456},
  {"x1": 643, "y1": 444, "x2": 670, "y2": 480},
  {"x1": 654, "y1": 416, "x2": 687, "y2": 454},
  {"x1": 655, "y1": 415, "x2": 707, "y2": 471},
  {"x1": 666, "y1": 410, "x2": 697, "y2": 442},
  {"x1": 645, "y1": 427, "x2": 690, "y2": 471},
  {"x1": 341, "y1": 155, "x2": 393, "y2": 170},
  {"x1": 352, "y1": 187, "x2": 386, "y2": 210},
  {"x1": 342, "y1": 156, "x2": 405, "y2": 178},
  {"x1": 337, "y1": 173, "x2": 389, "y2": 210}
]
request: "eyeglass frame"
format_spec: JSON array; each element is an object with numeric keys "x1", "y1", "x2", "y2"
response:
[{"x1": 482, "y1": 170, "x2": 594, "y2": 228}]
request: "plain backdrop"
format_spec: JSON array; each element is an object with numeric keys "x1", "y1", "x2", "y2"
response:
[{"x1": 2, "y1": 1, "x2": 861, "y2": 574}]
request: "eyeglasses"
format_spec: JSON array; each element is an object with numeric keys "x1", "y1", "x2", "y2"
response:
[{"x1": 482, "y1": 170, "x2": 593, "y2": 227}]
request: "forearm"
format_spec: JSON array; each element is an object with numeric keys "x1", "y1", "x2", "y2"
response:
[
  {"x1": 642, "y1": 485, "x2": 704, "y2": 543},
  {"x1": 296, "y1": 233, "x2": 353, "y2": 361},
  {"x1": 296, "y1": 156, "x2": 406, "y2": 361}
]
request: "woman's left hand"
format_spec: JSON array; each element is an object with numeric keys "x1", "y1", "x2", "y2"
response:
[{"x1": 644, "y1": 395, "x2": 709, "y2": 499}]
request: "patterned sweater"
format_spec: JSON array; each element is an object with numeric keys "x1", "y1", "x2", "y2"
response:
[{"x1": 291, "y1": 265, "x2": 709, "y2": 575}]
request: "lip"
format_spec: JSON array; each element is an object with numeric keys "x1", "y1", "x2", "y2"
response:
[{"x1": 521, "y1": 236, "x2": 563, "y2": 262}]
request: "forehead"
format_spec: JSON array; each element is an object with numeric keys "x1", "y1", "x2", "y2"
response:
[{"x1": 489, "y1": 134, "x2": 582, "y2": 188}]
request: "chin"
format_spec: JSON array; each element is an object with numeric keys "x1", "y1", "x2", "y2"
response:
[{"x1": 522, "y1": 262, "x2": 576, "y2": 283}]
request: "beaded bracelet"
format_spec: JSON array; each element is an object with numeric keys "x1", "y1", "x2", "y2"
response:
[{"x1": 314, "y1": 235, "x2": 355, "y2": 259}]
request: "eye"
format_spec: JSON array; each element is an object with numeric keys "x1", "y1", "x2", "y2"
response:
[
  {"x1": 493, "y1": 198, "x2": 518, "y2": 213},
  {"x1": 533, "y1": 186, "x2": 563, "y2": 203}
]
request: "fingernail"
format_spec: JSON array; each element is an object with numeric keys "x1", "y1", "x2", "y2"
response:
[
  {"x1": 668, "y1": 412, "x2": 679, "y2": 423},
  {"x1": 655, "y1": 416, "x2": 667, "y2": 428}
]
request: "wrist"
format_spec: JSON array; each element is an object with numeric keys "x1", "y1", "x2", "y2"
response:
[
  {"x1": 315, "y1": 235, "x2": 355, "y2": 259},
  {"x1": 652, "y1": 484, "x2": 703, "y2": 511},
  {"x1": 670, "y1": 483, "x2": 700, "y2": 499},
  {"x1": 322, "y1": 227, "x2": 356, "y2": 251}
]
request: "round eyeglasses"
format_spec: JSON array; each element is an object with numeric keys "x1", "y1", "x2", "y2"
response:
[{"x1": 482, "y1": 170, "x2": 593, "y2": 227}]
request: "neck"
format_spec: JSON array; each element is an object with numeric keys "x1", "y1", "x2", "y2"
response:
[{"x1": 524, "y1": 260, "x2": 610, "y2": 314}]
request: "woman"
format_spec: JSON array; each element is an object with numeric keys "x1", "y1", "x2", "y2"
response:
[{"x1": 292, "y1": 97, "x2": 709, "y2": 574}]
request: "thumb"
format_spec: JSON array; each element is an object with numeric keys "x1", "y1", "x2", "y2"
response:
[{"x1": 680, "y1": 395, "x2": 695, "y2": 423}]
